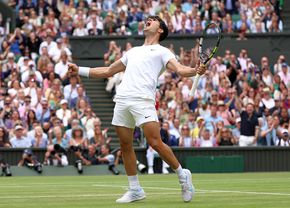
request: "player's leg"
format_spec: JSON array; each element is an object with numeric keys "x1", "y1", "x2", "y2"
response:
[
  {"x1": 143, "y1": 121, "x2": 195, "y2": 202},
  {"x1": 114, "y1": 126, "x2": 146, "y2": 203},
  {"x1": 115, "y1": 126, "x2": 137, "y2": 176}
]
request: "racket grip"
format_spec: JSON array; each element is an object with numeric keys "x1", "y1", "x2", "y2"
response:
[{"x1": 189, "y1": 74, "x2": 201, "y2": 97}]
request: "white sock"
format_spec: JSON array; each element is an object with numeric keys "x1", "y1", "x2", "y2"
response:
[
  {"x1": 128, "y1": 175, "x2": 141, "y2": 190},
  {"x1": 174, "y1": 165, "x2": 185, "y2": 182}
]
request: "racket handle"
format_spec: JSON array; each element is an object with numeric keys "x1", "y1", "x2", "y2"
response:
[{"x1": 189, "y1": 74, "x2": 201, "y2": 97}]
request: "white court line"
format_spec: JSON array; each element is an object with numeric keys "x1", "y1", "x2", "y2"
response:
[
  {"x1": 92, "y1": 184, "x2": 290, "y2": 197},
  {"x1": 0, "y1": 192, "x2": 176, "y2": 200}
]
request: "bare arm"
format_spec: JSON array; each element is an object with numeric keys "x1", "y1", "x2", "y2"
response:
[
  {"x1": 166, "y1": 58, "x2": 201, "y2": 77},
  {"x1": 68, "y1": 59, "x2": 126, "y2": 79}
]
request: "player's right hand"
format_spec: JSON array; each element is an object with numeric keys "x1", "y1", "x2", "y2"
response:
[{"x1": 68, "y1": 63, "x2": 79, "y2": 76}]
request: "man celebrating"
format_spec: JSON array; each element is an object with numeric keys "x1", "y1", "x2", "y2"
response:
[{"x1": 68, "y1": 16, "x2": 206, "y2": 203}]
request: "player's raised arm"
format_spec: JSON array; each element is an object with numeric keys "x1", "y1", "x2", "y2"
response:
[
  {"x1": 166, "y1": 58, "x2": 206, "y2": 77},
  {"x1": 68, "y1": 59, "x2": 126, "y2": 79}
]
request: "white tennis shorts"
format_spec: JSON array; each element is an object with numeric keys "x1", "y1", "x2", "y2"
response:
[{"x1": 112, "y1": 98, "x2": 159, "y2": 129}]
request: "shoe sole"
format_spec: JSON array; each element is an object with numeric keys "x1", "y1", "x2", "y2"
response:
[
  {"x1": 183, "y1": 169, "x2": 195, "y2": 202},
  {"x1": 116, "y1": 195, "x2": 146, "y2": 203}
]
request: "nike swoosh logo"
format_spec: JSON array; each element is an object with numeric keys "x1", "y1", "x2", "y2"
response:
[{"x1": 145, "y1": 116, "x2": 150, "y2": 119}]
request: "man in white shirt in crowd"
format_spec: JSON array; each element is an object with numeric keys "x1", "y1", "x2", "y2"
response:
[
  {"x1": 10, "y1": 125, "x2": 31, "y2": 148},
  {"x1": 54, "y1": 50, "x2": 70, "y2": 84}
]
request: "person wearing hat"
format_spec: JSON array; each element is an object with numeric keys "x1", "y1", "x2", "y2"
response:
[
  {"x1": 10, "y1": 125, "x2": 31, "y2": 148},
  {"x1": 49, "y1": 37, "x2": 72, "y2": 63},
  {"x1": 68, "y1": 15, "x2": 206, "y2": 203},
  {"x1": 190, "y1": 116, "x2": 204, "y2": 141},
  {"x1": 217, "y1": 100, "x2": 234, "y2": 126},
  {"x1": 56, "y1": 99, "x2": 71, "y2": 128}
]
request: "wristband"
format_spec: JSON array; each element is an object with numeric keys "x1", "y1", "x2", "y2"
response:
[{"x1": 78, "y1": 67, "x2": 90, "y2": 77}]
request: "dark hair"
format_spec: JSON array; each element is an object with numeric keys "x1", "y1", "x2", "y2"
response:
[{"x1": 147, "y1": 16, "x2": 168, "y2": 42}]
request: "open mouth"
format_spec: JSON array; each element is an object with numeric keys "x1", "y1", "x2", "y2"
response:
[{"x1": 146, "y1": 21, "x2": 151, "y2": 27}]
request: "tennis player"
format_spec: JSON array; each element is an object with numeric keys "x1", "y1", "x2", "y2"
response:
[{"x1": 68, "y1": 15, "x2": 206, "y2": 203}]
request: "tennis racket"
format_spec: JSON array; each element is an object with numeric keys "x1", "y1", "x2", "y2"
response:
[{"x1": 189, "y1": 22, "x2": 222, "y2": 97}]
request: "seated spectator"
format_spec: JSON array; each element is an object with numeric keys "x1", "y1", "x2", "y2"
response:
[
  {"x1": 179, "y1": 124, "x2": 194, "y2": 147},
  {"x1": 51, "y1": 126, "x2": 69, "y2": 149},
  {"x1": 10, "y1": 125, "x2": 31, "y2": 148},
  {"x1": 63, "y1": 75, "x2": 79, "y2": 103},
  {"x1": 0, "y1": 127, "x2": 11, "y2": 147},
  {"x1": 232, "y1": 117, "x2": 241, "y2": 145},
  {"x1": 70, "y1": 85, "x2": 90, "y2": 109},
  {"x1": 276, "y1": 129, "x2": 290, "y2": 146},
  {"x1": 56, "y1": 99, "x2": 72, "y2": 128},
  {"x1": 89, "y1": 124, "x2": 110, "y2": 149},
  {"x1": 36, "y1": 98, "x2": 51, "y2": 123},
  {"x1": 204, "y1": 104, "x2": 223, "y2": 134},
  {"x1": 69, "y1": 126, "x2": 88, "y2": 149},
  {"x1": 81, "y1": 107, "x2": 97, "y2": 133},
  {"x1": 197, "y1": 128, "x2": 216, "y2": 147},
  {"x1": 216, "y1": 128, "x2": 236, "y2": 146},
  {"x1": 169, "y1": 118, "x2": 181, "y2": 142},
  {"x1": 31, "y1": 125, "x2": 48, "y2": 148},
  {"x1": 54, "y1": 50, "x2": 70, "y2": 84}
]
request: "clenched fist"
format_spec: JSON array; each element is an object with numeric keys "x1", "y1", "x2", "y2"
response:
[
  {"x1": 68, "y1": 63, "x2": 79, "y2": 77},
  {"x1": 196, "y1": 64, "x2": 207, "y2": 75}
]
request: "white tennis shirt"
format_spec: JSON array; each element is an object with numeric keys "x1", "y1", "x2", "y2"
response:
[{"x1": 117, "y1": 44, "x2": 175, "y2": 101}]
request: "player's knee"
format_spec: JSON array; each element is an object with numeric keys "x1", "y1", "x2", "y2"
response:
[{"x1": 147, "y1": 138, "x2": 162, "y2": 151}]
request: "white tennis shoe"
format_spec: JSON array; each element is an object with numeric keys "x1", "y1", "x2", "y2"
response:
[
  {"x1": 116, "y1": 188, "x2": 146, "y2": 203},
  {"x1": 180, "y1": 169, "x2": 195, "y2": 202}
]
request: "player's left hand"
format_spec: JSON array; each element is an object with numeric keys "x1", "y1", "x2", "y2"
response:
[{"x1": 197, "y1": 64, "x2": 207, "y2": 75}]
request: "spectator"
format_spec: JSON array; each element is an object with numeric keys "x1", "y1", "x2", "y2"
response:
[
  {"x1": 63, "y1": 75, "x2": 79, "y2": 103},
  {"x1": 0, "y1": 127, "x2": 11, "y2": 148},
  {"x1": 56, "y1": 99, "x2": 72, "y2": 128},
  {"x1": 238, "y1": 102, "x2": 259, "y2": 146},
  {"x1": 54, "y1": 50, "x2": 70, "y2": 84},
  {"x1": 31, "y1": 125, "x2": 48, "y2": 148},
  {"x1": 231, "y1": 117, "x2": 241, "y2": 143},
  {"x1": 169, "y1": 118, "x2": 181, "y2": 142},
  {"x1": 216, "y1": 128, "x2": 236, "y2": 146},
  {"x1": 10, "y1": 125, "x2": 31, "y2": 148},
  {"x1": 51, "y1": 126, "x2": 69, "y2": 149},
  {"x1": 197, "y1": 128, "x2": 216, "y2": 147},
  {"x1": 179, "y1": 124, "x2": 194, "y2": 147},
  {"x1": 36, "y1": 98, "x2": 51, "y2": 123},
  {"x1": 204, "y1": 104, "x2": 223, "y2": 134}
]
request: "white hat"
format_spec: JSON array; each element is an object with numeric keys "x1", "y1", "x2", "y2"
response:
[
  {"x1": 15, "y1": 125, "x2": 24, "y2": 131},
  {"x1": 8, "y1": 52, "x2": 14, "y2": 58},
  {"x1": 60, "y1": 99, "x2": 68, "y2": 105}
]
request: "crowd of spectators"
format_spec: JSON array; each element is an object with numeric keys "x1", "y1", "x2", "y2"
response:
[
  {"x1": 106, "y1": 40, "x2": 290, "y2": 148},
  {"x1": 0, "y1": 1, "x2": 289, "y2": 173},
  {"x1": 0, "y1": 0, "x2": 285, "y2": 40}
]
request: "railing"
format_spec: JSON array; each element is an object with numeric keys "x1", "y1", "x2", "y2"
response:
[{"x1": 1, "y1": 147, "x2": 290, "y2": 172}]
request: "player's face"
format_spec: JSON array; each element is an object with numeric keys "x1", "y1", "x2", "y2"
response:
[{"x1": 144, "y1": 17, "x2": 160, "y2": 33}]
